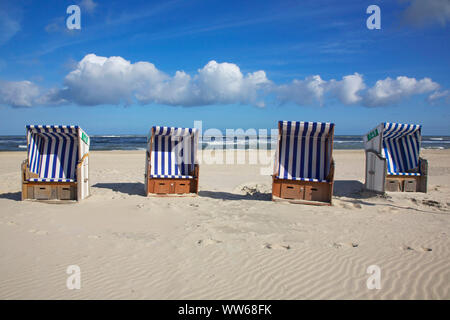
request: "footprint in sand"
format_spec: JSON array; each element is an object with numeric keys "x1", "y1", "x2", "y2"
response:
[
  {"x1": 197, "y1": 238, "x2": 222, "y2": 247},
  {"x1": 88, "y1": 235, "x2": 101, "y2": 239},
  {"x1": 263, "y1": 243, "x2": 291, "y2": 250},
  {"x1": 28, "y1": 229, "x2": 48, "y2": 235},
  {"x1": 337, "y1": 202, "x2": 362, "y2": 209},
  {"x1": 401, "y1": 245, "x2": 432, "y2": 252},
  {"x1": 336, "y1": 202, "x2": 353, "y2": 209},
  {"x1": 422, "y1": 200, "x2": 442, "y2": 209},
  {"x1": 333, "y1": 242, "x2": 358, "y2": 249},
  {"x1": 112, "y1": 232, "x2": 156, "y2": 242},
  {"x1": 6, "y1": 221, "x2": 18, "y2": 226}
]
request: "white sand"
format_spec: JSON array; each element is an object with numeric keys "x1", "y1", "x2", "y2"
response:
[{"x1": 0, "y1": 150, "x2": 449, "y2": 299}]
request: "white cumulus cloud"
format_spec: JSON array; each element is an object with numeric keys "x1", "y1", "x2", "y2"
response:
[
  {"x1": 276, "y1": 73, "x2": 365, "y2": 106},
  {"x1": 364, "y1": 76, "x2": 439, "y2": 106},
  {"x1": 276, "y1": 75, "x2": 326, "y2": 106},
  {"x1": 1, "y1": 54, "x2": 447, "y2": 109},
  {"x1": 51, "y1": 54, "x2": 167, "y2": 105},
  {"x1": 46, "y1": 54, "x2": 270, "y2": 107},
  {"x1": 0, "y1": 80, "x2": 40, "y2": 107},
  {"x1": 328, "y1": 73, "x2": 365, "y2": 104}
]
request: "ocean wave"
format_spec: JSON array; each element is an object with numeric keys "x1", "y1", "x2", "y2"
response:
[
  {"x1": 94, "y1": 135, "x2": 122, "y2": 138},
  {"x1": 334, "y1": 140, "x2": 363, "y2": 143},
  {"x1": 424, "y1": 146, "x2": 444, "y2": 150},
  {"x1": 0, "y1": 140, "x2": 26, "y2": 144},
  {"x1": 1, "y1": 135, "x2": 449, "y2": 151},
  {"x1": 422, "y1": 140, "x2": 450, "y2": 144}
]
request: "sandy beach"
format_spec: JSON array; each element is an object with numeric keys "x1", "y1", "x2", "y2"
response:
[{"x1": 0, "y1": 149, "x2": 449, "y2": 299}]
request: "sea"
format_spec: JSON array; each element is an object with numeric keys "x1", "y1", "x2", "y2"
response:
[{"x1": 0, "y1": 135, "x2": 449, "y2": 152}]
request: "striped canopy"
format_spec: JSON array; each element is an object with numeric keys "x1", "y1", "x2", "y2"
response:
[
  {"x1": 149, "y1": 126, "x2": 198, "y2": 179},
  {"x1": 381, "y1": 122, "x2": 421, "y2": 176},
  {"x1": 26, "y1": 125, "x2": 88, "y2": 182},
  {"x1": 276, "y1": 121, "x2": 334, "y2": 182}
]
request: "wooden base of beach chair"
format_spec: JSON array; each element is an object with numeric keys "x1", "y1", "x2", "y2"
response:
[
  {"x1": 21, "y1": 182, "x2": 77, "y2": 201},
  {"x1": 385, "y1": 175, "x2": 426, "y2": 193},
  {"x1": 272, "y1": 178, "x2": 333, "y2": 206},
  {"x1": 21, "y1": 160, "x2": 80, "y2": 201},
  {"x1": 146, "y1": 178, "x2": 198, "y2": 196},
  {"x1": 385, "y1": 157, "x2": 428, "y2": 193}
]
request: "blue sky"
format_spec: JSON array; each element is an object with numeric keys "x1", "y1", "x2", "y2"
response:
[{"x1": 0, "y1": 0, "x2": 449, "y2": 135}]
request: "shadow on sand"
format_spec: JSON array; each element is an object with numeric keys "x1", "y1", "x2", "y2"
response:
[
  {"x1": 333, "y1": 180, "x2": 366, "y2": 197},
  {"x1": 0, "y1": 191, "x2": 22, "y2": 201},
  {"x1": 92, "y1": 182, "x2": 145, "y2": 196},
  {"x1": 199, "y1": 190, "x2": 272, "y2": 201},
  {"x1": 333, "y1": 180, "x2": 386, "y2": 206},
  {"x1": 200, "y1": 181, "x2": 375, "y2": 203}
]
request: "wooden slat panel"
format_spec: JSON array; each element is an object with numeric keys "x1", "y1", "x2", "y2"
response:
[{"x1": 272, "y1": 178, "x2": 332, "y2": 205}]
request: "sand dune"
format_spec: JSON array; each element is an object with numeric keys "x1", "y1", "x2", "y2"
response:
[{"x1": 0, "y1": 150, "x2": 449, "y2": 299}]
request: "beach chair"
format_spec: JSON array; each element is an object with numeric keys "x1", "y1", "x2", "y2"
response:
[
  {"x1": 145, "y1": 126, "x2": 199, "y2": 196},
  {"x1": 21, "y1": 125, "x2": 90, "y2": 201},
  {"x1": 364, "y1": 122, "x2": 427, "y2": 193},
  {"x1": 272, "y1": 121, "x2": 335, "y2": 205}
]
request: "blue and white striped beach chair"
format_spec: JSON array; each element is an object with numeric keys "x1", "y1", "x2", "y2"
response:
[
  {"x1": 364, "y1": 122, "x2": 427, "y2": 193},
  {"x1": 145, "y1": 126, "x2": 199, "y2": 195},
  {"x1": 21, "y1": 125, "x2": 90, "y2": 201},
  {"x1": 272, "y1": 121, "x2": 335, "y2": 205}
]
